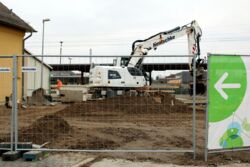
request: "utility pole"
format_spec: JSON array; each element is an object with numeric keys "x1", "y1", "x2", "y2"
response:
[
  {"x1": 68, "y1": 57, "x2": 72, "y2": 64},
  {"x1": 59, "y1": 41, "x2": 63, "y2": 64},
  {"x1": 89, "y1": 48, "x2": 92, "y2": 65},
  {"x1": 41, "y1": 18, "x2": 50, "y2": 88}
]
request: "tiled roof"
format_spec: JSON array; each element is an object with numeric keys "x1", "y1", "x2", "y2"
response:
[{"x1": 0, "y1": 2, "x2": 36, "y2": 32}]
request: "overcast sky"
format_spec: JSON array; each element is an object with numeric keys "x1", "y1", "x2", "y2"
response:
[{"x1": 2, "y1": 0, "x2": 250, "y2": 64}]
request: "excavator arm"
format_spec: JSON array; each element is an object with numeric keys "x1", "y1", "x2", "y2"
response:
[{"x1": 127, "y1": 20, "x2": 202, "y2": 69}]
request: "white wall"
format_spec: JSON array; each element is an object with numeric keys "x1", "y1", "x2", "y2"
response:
[{"x1": 24, "y1": 56, "x2": 51, "y2": 97}]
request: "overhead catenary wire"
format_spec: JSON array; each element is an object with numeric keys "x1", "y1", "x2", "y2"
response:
[{"x1": 26, "y1": 38, "x2": 250, "y2": 48}]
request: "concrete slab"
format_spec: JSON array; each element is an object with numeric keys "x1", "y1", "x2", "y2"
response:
[{"x1": 60, "y1": 90, "x2": 84, "y2": 102}]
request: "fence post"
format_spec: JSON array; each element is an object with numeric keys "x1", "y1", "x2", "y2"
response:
[
  {"x1": 192, "y1": 56, "x2": 196, "y2": 159},
  {"x1": 204, "y1": 54, "x2": 210, "y2": 161},
  {"x1": 11, "y1": 55, "x2": 18, "y2": 151},
  {"x1": 14, "y1": 55, "x2": 18, "y2": 151}
]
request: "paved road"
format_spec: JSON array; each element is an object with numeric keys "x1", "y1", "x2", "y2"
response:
[
  {"x1": 90, "y1": 159, "x2": 250, "y2": 167},
  {"x1": 1, "y1": 155, "x2": 250, "y2": 167},
  {"x1": 0, "y1": 153, "x2": 91, "y2": 167}
]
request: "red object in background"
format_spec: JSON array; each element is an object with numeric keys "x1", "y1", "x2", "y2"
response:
[{"x1": 57, "y1": 79, "x2": 63, "y2": 89}]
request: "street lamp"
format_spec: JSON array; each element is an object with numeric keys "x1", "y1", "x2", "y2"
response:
[
  {"x1": 59, "y1": 41, "x2": 63, "y2": 64},
  {"x1": 41, "y1": 18, "x2": 50, "y2": 88},
  {"x1": 89, "y1": 48, "x2": 93, "y2": 69},
  {"x1": 68, "y1": 57, "x2": 72, "y2": 64}
]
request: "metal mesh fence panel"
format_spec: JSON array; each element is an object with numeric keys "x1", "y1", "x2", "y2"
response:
[
  {"x1": 0, "y1": 56, "x2": 14, "y2": 150},
  {"x1": 13, "y1": 55, "x2": 201, "y2": 154}
]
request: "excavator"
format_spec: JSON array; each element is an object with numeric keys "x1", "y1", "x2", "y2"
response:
[{"x1": 89, "y1": 20, "x2": 206, "y2": 97}]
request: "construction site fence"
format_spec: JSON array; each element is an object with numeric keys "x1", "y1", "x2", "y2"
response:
[{"x1": 0, "y1": 55, "x2": 200, "y2": 159}]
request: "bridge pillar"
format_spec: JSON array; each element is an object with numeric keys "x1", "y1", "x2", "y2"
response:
[
  {"x1": 81, "y1": 71, "x2": 84, "y2": 85},
  {"x1": 149, "y1": 71, "x2": 152, "y2": 85}
]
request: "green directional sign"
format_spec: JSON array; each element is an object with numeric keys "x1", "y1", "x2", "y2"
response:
[
  {"x1": 207, "y1": 54, "x2": 250, "y2": 150},
  {"x1": 209, "y1": 55, "x2": 247, "y2": 122}
]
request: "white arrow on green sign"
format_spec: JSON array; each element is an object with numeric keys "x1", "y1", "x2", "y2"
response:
[
  {"x1": 208, "y1": 55, "x2": 247, "y2": 122},
  {"x1": 214, "y1": 72, "x2": 241, "y2": 100}
]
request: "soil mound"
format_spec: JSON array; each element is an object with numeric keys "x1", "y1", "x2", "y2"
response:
[
  {"x1": 68, "y1": 135, "x2": 119, "y2": 149},
  {"x1": 19, "y1": 115, "x2": 71, "y2": 145},
  {"x1": 100, "y1": 127, "x2": 149, "y2": 143},
  {"x1": 57, "y1": 92, "x2": 190, "y2": 117}
]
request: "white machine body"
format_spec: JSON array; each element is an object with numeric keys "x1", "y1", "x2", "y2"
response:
[{"x1": 89, "y1": 66, "x2": 146, "y2": 88}]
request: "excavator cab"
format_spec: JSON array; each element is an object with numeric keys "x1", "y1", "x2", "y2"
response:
[
  {"x1": 189, "y1": 57, "x2": 207, "y2": 95},
  {"x1": 120, "y1": 57, "x2": 130, "y2": 67}
]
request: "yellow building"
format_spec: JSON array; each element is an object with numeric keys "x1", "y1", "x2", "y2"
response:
[{"x1": 0, "y1": 2, "x2": 36, "y2": 103}]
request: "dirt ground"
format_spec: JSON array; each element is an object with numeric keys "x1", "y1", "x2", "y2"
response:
[{"x1": 0, "y1": 93, "x2": 250, "y2": 166}]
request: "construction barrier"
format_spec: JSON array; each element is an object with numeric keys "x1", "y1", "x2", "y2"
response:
[{"x1": 0, "y1": 55, "x2": 201, "y2": 159}]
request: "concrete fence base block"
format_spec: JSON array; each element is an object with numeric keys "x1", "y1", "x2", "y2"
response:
[{"x1": 2, "y1": 151, "x2": 21, "y2": 161}]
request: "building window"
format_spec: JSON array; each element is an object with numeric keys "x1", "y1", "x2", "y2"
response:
[
  {"x1": 127, "y1": 67, "x2": 143, "y2": 76},
  {"x1": 108, "y1": 70, "x2": 121, "y2": 79}
]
